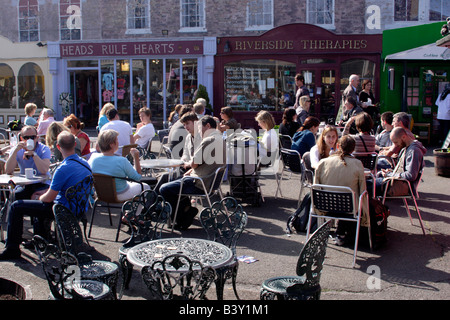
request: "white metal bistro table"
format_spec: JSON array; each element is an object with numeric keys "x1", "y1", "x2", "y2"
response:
[
  {"x1": 140, "y1": 159, "x2": 184, "y2": 180},
  {"x1": 126, "y1": 237, "x2": 237, "y2": 300},
  {"x1": 0, "y1": 173, "x2": 50, "y2": 242}
]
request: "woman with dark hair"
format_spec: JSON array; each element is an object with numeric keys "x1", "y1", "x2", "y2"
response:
[
  {"x1": 340, "y1": 96, "x2": 363, "y2": 134},
  {"x1": 291, "y1": 116, "x2": 320, "y2": 157},
  {"x1": 343, "y1": 112, "x2": 376, "y2": 154},
  {"x1": 314, "y1": 134, "x2": 369, "y2": 245},
  {"x1": 218, "y1": 106, "x2": 240, "y2": 132},
  {"x1": 359, "y1": 79, "x2": 376, "y2": 107},
  {"x1": 279, "y1": 108, "x2": 301, "y2": 137}
]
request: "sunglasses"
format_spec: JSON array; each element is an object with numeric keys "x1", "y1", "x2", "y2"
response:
[{"x1": 22, "y1": 135, "x2": 37, "y2": 140}]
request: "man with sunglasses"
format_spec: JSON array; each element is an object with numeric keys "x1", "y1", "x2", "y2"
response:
[{"x1": 5, "y1": 125, "x2": 51, "y2": 200}]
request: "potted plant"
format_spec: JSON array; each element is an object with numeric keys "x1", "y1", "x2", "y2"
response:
[{"x1": 433, "y1": 147, "x2": 450, "y2": 177}]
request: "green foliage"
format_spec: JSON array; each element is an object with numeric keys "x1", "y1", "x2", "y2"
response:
[{"x1": 195, "y1": 84, "x2": 212, "y2": 111}]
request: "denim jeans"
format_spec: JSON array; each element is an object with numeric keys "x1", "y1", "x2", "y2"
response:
[
  {"x1": 159, "y1": 177, "x2": 203, "y2": 213},
  {"x1": 6, "y1": 200, "x2": 54, "y2": 250}
]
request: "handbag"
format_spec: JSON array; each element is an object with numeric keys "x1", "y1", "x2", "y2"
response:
[{"x1": 383, "y1": 177, "x2": 410, "y2": 197}]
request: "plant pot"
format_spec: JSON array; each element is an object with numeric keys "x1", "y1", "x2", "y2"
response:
[
  {"x1": 0, "y1": 278, "x2": 32, "y2": 300},
  {"x1": 433, "y1": 148, "x2": 450, "y2": 177}
]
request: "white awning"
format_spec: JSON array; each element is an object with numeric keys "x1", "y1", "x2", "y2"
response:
[{"x1": 385, "y1": 43, "x2": 450, "y2": 60}]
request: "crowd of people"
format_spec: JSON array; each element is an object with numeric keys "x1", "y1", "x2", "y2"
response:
[{"x1": 0, "y1": 74, "x2": 431, "y2": 259}]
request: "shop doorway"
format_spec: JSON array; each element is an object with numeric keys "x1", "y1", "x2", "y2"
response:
[
  {"x1": 69, "y1": 70, "x2": 99, "y2": 127},
  {"x1": 298, "y1": 68, "x2": 337, "y2": 123}
]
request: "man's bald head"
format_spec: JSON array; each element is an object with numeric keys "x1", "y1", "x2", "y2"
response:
[{"x1": 57, "y1": 131, "x2": 76, "y2": 151}]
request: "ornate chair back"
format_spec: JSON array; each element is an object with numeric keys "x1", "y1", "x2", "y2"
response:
[
  {"x1": 141, "y1": 254, "x2": 216, "y2": 300},
  {"x1": 53, "y1": 204, "x2": 84, "y2": 255},
  {"x1": 199, "y1": 197, "x2": 247, "y2": 255},
  {"x1": 121, "y1": 190, "x2": 171, "y2": 249},
  {"x1": 289, "y1": 221, "x2": 331, "y2": 295},
  {"x1": 32, "y1": 235, "x2": 110, "y2": 300}
]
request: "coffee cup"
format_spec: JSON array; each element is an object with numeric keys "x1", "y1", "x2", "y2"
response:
[
  {"x1": 26, "y1": 139, "x2": 35, "y2": 151},
  {"x1": 25, "y1": 168, "x2": 37, "y2": 179}
]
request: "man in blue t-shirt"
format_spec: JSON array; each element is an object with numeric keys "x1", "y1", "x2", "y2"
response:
[{"x1": 0, "y1": 132, "x2": 92, "y2": 260}]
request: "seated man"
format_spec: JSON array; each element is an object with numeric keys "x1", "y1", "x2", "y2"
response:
[
  {"x1": 100, "y1": 108, "x2": 134, "y2": 156},
  {"x1": 375, "y1": 127, "x2": 425, "y2": 197},
  {"x1": 5, "y1": 125, "x2": 51, "y2": 200},
  {"x1": 375, "y1": 111, "x2": 394, "y2": 151},
  {"x1": 0, "y1": 132, "x2": 92, "y2": 260},
  {"x1": 159, "y1": 115, "x2": 225, "y2": 230},
  {"x1": 37, "y1": 108, "x2": 55, "y2": 136}
]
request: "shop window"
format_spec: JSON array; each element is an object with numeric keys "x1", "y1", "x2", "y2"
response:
[
  {"x1": 101, "y1": 60, "x2": 115, "y2": 109},
  {"x1": 394, "y1": 0, "x2": 419, "y2": 21},
  {"x1": 407, "y1": 67, "x2": 420, "y2": 107},
  {"x1": 131, "y1": 59, "x2": 147, "y2": 123},
  {"x1": 59, "y1": 0, "x2": 82, "y2": 40},
  {"x1": 126, "y1": 0, "x2": 151, "y2": 34},
  {"x1": 179, "y1": 0, "x2": 206, "y2": 32},
  {"x1": 0, "y1": 64, "x2": 15, "y2": 109},
  {"x1": 166, "y1": 59, "x2": 181, "y2": 110},
  {"x1": 246, "y1": 0, "x2": 273, "y2": 31},
  {"x1": 307, "y1": 0, "x2": 335, "y2": 29},
  {"x1": 182, "y1": 59, "x2": 197, "y2": 105},
  {"x1": 149, "y1": 59, "x2": 163, "y2": 121},
  {"x1": 18, "y1": 0, "x2": 39, "y2": 42},
  {"x1": 429, "y1": 0, "x2": 450, "y2": 21},
  {"x1": 116, "y1": 60, "x2": 131, "y2": 121},
  {"x1": 340, "y1": 59, "x2": 376, "y2": 95},
  {"x1": 224, "y1": 59, "x2": 297, "y2": 112},
  {"x1": 18, "y1": 62, "x2": 45, "y2": 109}
]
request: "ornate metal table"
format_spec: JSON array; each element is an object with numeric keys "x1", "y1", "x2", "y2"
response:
[{"x1": 127, "y1": 237, "x2": 236, "y2": 299}]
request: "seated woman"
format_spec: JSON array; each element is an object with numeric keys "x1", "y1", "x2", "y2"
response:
[
  {"x1": 134, "y1": 107, "x2": 155, "y2": 149},
  {"x1": 97, "y1": 103, "x2": 115, "y2": 132},
  {"x1": 279, "y1": 108, "x2": 300, "y2": 138},
  {"x1": 45, "y1": 122, "x2": 82, "y2": 162},
  {"x1": 64, "y1": 114, "x2": 91, "y2": 158},
  {"x1": 343, "y1": 112, "x2": 376, "y2": 154},
  {"x1": 90, "y1": 129, "x2": 150, "y2": 202},
  {"x1": 314, "y1": 134, "x2": 369, "y2": 245},
  {"x1": 310, "y1": 125, "x2": 339, "y2": 169},
  {"x1": 255, "y1": 110, "x2": 278, "y2": 166},
  {"x1": 24, "y1": 103, "x2": 38, "y2": 127},
  {"x1": 217, "y1": 106, "x2": 241, "y2": 133},
  {"x1": 291, "y1": 116, "x2": 320, "y2": 157}
]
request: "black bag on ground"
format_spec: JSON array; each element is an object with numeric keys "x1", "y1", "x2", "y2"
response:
[
  {"x1": 368, "y1": 198, "x2": 390, "y2": 248},
  {"x1": 286, "y1": 192, "x2": 316, "y2": 234},
  {"x1": 172, "y1": 196, "x2": 198, "y2": 230}
]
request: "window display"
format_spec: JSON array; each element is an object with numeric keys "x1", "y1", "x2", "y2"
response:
[{"x1": 224, "y1": 59, "x2": 296, "y2": 111}]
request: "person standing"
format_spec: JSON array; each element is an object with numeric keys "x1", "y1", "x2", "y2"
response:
[
  {"x1": 435, "y1": 84, "x2": 450, "y2": 144},
  {"x1": 342, "y1": 74, "x2": 361, "y2": 107},
  {"x1": 293, "y1": 74, "x2": 310, "y2": 112},
  {"x1": 0, "y1": 132, "x2": 91, "y2": 260}
]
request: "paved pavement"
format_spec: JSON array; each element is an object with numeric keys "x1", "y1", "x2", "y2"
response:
[{"x1": 0, "y1": 136, "x2": 449, "y2": 303}]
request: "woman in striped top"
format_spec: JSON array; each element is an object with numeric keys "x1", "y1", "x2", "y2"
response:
[{"x1": 343, "y1": 112, "x2": 376, "y2": 154}]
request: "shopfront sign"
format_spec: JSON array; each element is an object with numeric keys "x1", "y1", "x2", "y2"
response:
[
  {"x1": 218, "y1": 23, "x2": 381, "y2": 54},
  {"x1": 60, "y1": 40, "x2": 203, "y2": 58}
]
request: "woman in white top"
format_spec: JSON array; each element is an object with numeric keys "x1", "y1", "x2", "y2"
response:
[
  {"x1": 134, "y1": 107, "x2": 155, "y2": 149},
  {"x1": 255, "y1": 110, "x2": 278, "y2": 166},
  {"x1": 310, "y1": 125, "x2": 339, "y2": 169}
]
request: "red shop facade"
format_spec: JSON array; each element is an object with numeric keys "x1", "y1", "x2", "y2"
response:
[{"x1": 213, "y1": 23, "x2": 382, "y2": 129}]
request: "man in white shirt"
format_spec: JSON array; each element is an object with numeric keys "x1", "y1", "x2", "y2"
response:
[
  {"x1": 100, "y1": 108, "x2": 133, "y2": 156},
  {"x1": 37, "y1": 109, "x2": 55, "y2": 136},
  {"x1": 134, "y1": 107, "x2": 155, "y2": 149}
]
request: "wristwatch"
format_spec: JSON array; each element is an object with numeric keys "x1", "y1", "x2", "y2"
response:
[{"x1": 32, "y1": 151, "x2": 37, "y2": 157}]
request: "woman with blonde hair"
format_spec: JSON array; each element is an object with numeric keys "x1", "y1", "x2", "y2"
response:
[
  {"x1": 45, "y1": 122, "x2": 81, "y2": 161},
  {"x1": 24, "y1": 103, "x2": 38, "y2": 126},
  {"x1": 64, "y1": 114, "x2": 91, "y2": 157},
  {"x1": 255, "y1": 110, "x2": 278, "y2": 165},
  {"x1": 310, "y1": 125, "x2": 339, "y2": 169},
  {"x1": 297, "y1": 96, "x2": 311, "y2": 125},
  {"x1": 97, "y1": 103, "x2": 115, "y2": 132}
]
